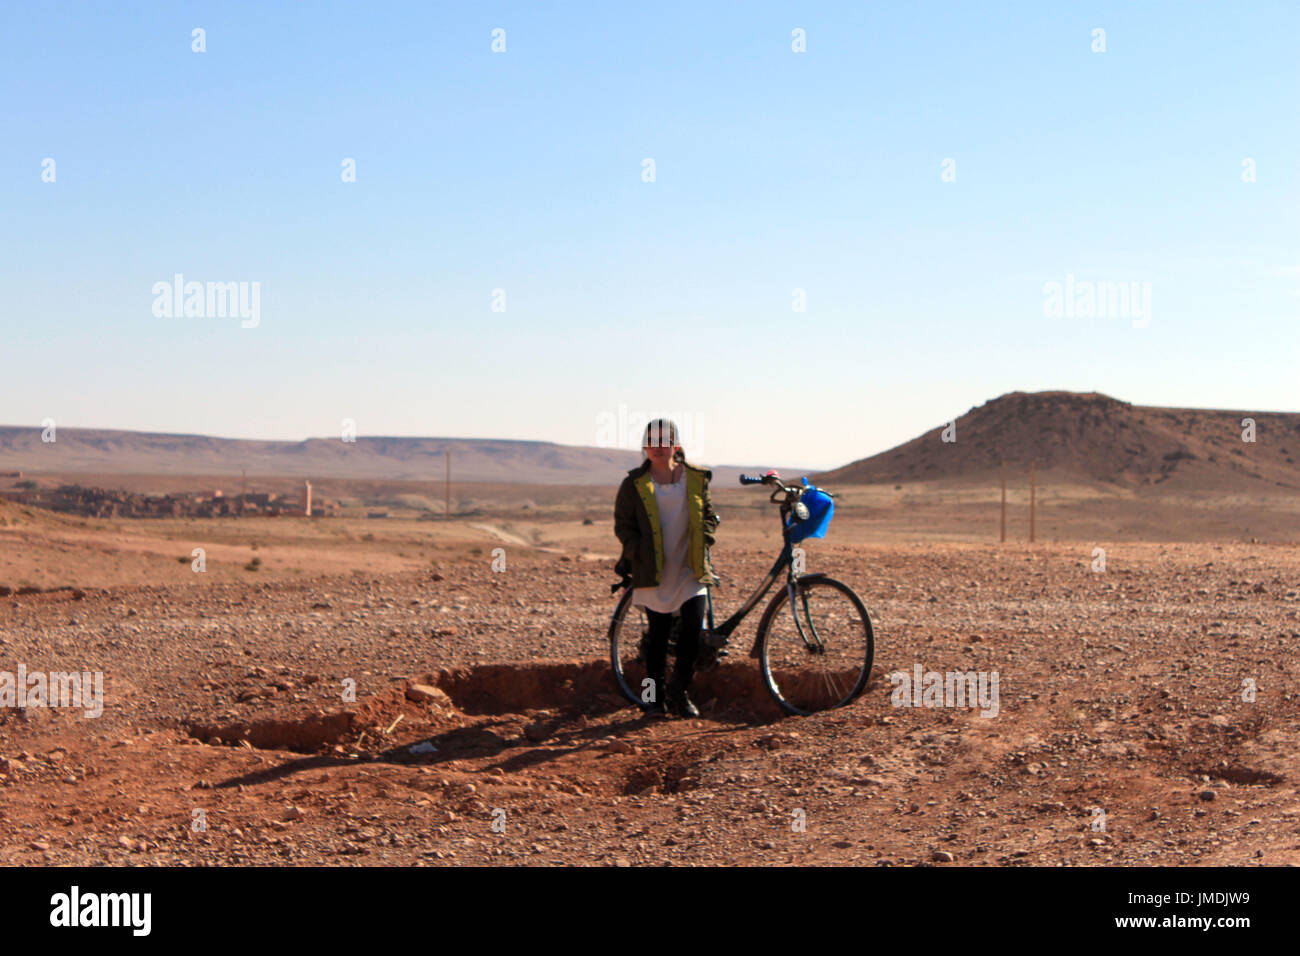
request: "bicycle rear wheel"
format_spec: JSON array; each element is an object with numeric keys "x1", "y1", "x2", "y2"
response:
[
  {"x1": 608, "y1": 590, "x2": 677, "y2": 708},
  {"x1": 756, "y1": 574, "x2": 874, "y2": 716}
]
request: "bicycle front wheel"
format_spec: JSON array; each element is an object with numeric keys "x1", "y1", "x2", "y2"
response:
[{"x1": 756, "y1": 574, "x2": 874, "y2": 716}]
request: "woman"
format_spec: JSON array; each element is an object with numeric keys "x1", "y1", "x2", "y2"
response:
[{"x1": 613, "y1": 418, "x2": 719, "y2": 718}]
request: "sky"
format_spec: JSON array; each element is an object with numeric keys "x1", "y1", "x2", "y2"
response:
[{"x1": 1, "y1": 1, "x2": 1296, "y2": 470}]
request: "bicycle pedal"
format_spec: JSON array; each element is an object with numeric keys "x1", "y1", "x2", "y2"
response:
[{"x1": 697, "y1": 643, "x2": 728, "y2": 670}]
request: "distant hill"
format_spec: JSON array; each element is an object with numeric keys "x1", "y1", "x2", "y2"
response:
[
  {"x1": 0, "y1": 426, "x2": 801, "y2": 486},
  {"x1": 14, "y1": 392, "x2": 1291, "y2": 493},
  {"x1": 814, "y1": 391, "x2": 1300, "y2": 491}
]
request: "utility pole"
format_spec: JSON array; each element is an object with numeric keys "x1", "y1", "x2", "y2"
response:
[
  {"x1": 1000, "y1": 459, "x2": 1006, "y2": 543},
  {"x1": 1029, "y1": 459, "x2": 1037, "y2": 543}
]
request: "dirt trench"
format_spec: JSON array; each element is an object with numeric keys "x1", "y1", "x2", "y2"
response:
[{"x1": 185, "y1": 658, "x2": 794, "y2": 752}]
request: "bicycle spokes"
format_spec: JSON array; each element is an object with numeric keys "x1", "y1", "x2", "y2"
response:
[{"x1": 760, "y1": 576, "x2": 873, "y2": 716}]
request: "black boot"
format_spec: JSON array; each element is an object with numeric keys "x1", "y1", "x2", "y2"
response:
[
  {"x1": 671, "y1": 610, "x2": 701, "y2": 717},
  {"x1": 667, "y1": 675, "x2": 700, "y2": 718}
]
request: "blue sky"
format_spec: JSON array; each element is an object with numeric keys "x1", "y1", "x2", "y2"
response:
[{"x1": 2, "y1": 1, "x2": 1296, "y2": 470}]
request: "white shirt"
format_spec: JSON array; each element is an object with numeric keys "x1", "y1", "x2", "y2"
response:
[{"x1": 632, "y1": 473, "x2": 708, "y2": 614}]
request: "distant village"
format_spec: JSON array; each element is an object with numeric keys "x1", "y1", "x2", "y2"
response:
[{"x1": 0, "y1": 473, "x2": 339, "y2": 519}]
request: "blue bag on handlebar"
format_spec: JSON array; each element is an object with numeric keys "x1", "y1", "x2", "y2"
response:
[{"x1": 786, "y1": 477, "x2": 834, "y2": 543}]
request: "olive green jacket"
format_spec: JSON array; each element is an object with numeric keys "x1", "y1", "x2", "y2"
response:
[{"x1": 613, "y1": 457, "x2": 719, "y2": 589}]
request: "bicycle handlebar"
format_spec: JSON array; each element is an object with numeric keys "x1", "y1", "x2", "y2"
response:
[
  {"x1": 739, "y1": 470, "x2": 789, "y2": 489},
  {"x1": 739, "y1": 471, "x2": 836, "y2": 498}
]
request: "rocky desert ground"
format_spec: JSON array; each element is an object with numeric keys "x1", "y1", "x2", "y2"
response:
[{"x1": 2, "y1": 476, "x2": 1299, "y2": 867}]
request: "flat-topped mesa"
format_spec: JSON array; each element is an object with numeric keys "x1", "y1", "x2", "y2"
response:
[{"x1": 0, "y1": 427, "x2": 642, "y2": 485}]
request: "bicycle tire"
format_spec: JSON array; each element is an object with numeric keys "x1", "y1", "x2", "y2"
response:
[
  {"x1": 755, "y1": 573, "x2": 874, "y2": 717},
  {"x1": 608, "y1": 589, "x2": 678, "y2": 708}
]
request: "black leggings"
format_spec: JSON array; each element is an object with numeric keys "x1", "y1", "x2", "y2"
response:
[{"x1": 644, "y1": 594, "x2": 707, "y2": 692}]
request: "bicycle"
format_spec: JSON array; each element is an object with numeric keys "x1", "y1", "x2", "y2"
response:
[{"x1": 608, "y1": 471, "x2": 875, "y2": 717}]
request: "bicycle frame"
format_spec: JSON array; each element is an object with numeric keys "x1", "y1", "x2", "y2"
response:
[{"x1": 703, "y1": 522, "x2": 818, "y2": 657}]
